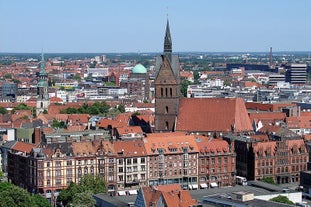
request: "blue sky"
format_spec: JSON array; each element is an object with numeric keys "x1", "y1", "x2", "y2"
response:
[{"x1": 0, "y1": 0, "x2": 311, "y2": 53}]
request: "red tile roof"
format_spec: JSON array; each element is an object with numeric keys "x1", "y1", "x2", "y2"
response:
[
  {"x1": 113, "y1": 139, "x2": 146, "y2": 157},
  {"x1": 116, "y1": 126, "x2": 143, "y2": 135},
  {"x1": 195, "y1": 137, "x2": 230, "y2": 154},
  {"x1": 176, "y1": 98, "x2": 252, "y2": 132},
  {"x1": 12, "y1": 142, "x2": 36, "y2": 154},
  {"x1": 144, "y1": 132, "x2": 199, "y2": 155}
]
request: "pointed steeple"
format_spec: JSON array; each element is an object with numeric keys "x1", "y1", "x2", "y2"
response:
[
  {"x1": 40, "y1": 52, "x2": 47, "y2": 76},
  {"x1": 164, "y1": 19, "x2": 172, "y2": 54}
]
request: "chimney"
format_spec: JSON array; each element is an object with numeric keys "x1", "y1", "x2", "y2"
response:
[
  {"x1": 269, "y1": 47, "x2": 273, "y2": 67},
  {"x1": 33, "y1": 127, "x2": 42, "y2": 145}
]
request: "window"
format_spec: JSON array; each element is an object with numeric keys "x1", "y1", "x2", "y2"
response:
[
  {"x1": 165, "y1": 106, "x2": 168, "y2": 114},
  {"x1": 56, "y1": 179, "x2": 61, "y2": 185},
  {"x1": 133, "y1": 158, "x2": 137, "y2": 164},
  {"x1": 141, "y1": 158, "x2": 145, "y2": 164},
  {"x1": 84, "y1": 167, "x2": 88, "y2": 174},
  {"x1": 165, "y1": 88, "x2": 168, "y2": 96},
  {"x1": 119, "y1": 167, "x2": 123, "y2": 173},
  {"x1": 118, "y1": 159, "x2": 123, "y2": 165},
  {"x1": 67, "y1": 169, "x2": 72, "y2": 175},
  {"x1": 67, "y1": 160, "x2": 72, "y2": 166},
  {"x1": 84, "y1": 160, "x2": 88, "y2": 165},
  {"x1": 47, "y1": 180, "x2": 51, "y2": 186},
  {"x1": 165, "y1": 121, "x2": 169, "y2": 130},
  {"x1": 56, "y1": 170, "x2": 61, "y2": 176},
  {"x1": 56, "y1": 161, "x2": 61, "y2": 167},
  {"x1": 109, "y1": 158, "x2": 114, "y2": 163},
  {"x1": 161, "y1": 88, "x2": 163, "y2": 97},
  {"x1": 170, "y1": 88, "x2": 172, "y2": 97},
  {"x1": 127, "y1": 159, "x2": 132, "y2": 165},
  {"x1": 46, "y1": 162, "x2": 50, "y2": 167}
]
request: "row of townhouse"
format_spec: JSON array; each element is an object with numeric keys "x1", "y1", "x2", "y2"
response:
[{"x1": 6, "y1": 132, "x2": 236, "y2": 199}]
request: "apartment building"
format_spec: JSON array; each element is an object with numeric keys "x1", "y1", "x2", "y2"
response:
[{"x1": 143, "y1": 133, "x2": 199, "y2": 189}]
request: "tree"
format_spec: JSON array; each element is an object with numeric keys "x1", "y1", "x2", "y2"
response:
[
  {"x1": 117, "y1": 104, "x2": 125, "y2": 113},
  {"x1": 4, "y1": 73, "x2": 12, "y2": 79},
  {"x1": 0, "y1": 107, "x2": 7, "y2": 115},
  {"x1": 70, "y1": 191, "x2": 95, "y2": 207},
  {"x1": 180, "y1": 79, "x2": 191, "y2": 97},
  {"x1": 262, "y1": 176, "x2": 275, "y2": 184},
  {"x1": 58, "y1": 174, "x2": 106, "y2": 206},
  {"x1": 270, "y1": 195, "x2": 294, "y2": 205},
  {"x1": 0, "y1": 182, "x2": 50, "y2": 207},
  {"x1": 14, "y1": 103, "x2": 32, "y2": 110},
  {"x1": 31, "y1": 194, "x2": 51, "y2": 207}
]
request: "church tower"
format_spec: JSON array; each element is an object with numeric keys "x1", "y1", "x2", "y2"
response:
[
  {"x1": 154, "y1": 20, "x2": 180, "y2": 132},
  {"x1": 36, "y1": 52, "x2": 50, "y2": 116}
]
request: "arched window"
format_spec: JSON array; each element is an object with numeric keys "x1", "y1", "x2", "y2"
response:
[
  {"x1": 165, "y1": 106, "x2": 168, "y2": 114},
  {"x1": 165, "y1": 88, "x2": 168, "y2": 97},
  {"x1": 161, "y1": 88, "x2": 163, "y2": 97},
  {"x1": 165, "y1": 121, "x2": 169, "y2": 130},
  {"x1": 170, "y1": 88, "x2": 173, "y2": 96}
]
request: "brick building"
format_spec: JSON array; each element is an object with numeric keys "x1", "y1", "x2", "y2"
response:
[
  {"x1": 196, "y1": 137, "x2": 236, "y2": 188},
  {"x1": 223, "y1": 131, "x2": 308, "y2": 184}
]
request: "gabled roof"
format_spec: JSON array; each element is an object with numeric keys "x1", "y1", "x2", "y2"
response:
[
  {"x1": 195, "y1": 137, "x2": 230, "y2": 154},
  {"x1": 116, "y1": 126, "x2": 143, "y2": 135},
  {"x1": 176, "y1": 98, "x2": 252, "y2": 132},
  {"x1": 249, "y1": 112, "x2": 286, "y2": 122},
  {"x1": 113, "y1": 139, "x2": 146, "y2": 157},
  {"x1": 143, "y1": 132, "x2": 199, "y2": 155},
  {"x1": 12, "y1": 141, "x2": 36, "y2": 154}
]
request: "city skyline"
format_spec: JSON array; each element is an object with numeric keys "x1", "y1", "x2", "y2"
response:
[{"x1": 1, "y1": 0, "x2": 311, "y2": 53}]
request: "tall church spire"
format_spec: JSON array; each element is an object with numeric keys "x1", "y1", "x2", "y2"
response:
[
  {"x1": 164, "y1": 19, "x2": 172, "y2": 55},
  {"x1": 40, "y1": 52, "x2": 47, "y2": 76}
]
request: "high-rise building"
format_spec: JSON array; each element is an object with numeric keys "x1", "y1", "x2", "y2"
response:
[
  {"x1": 286, "y1": 63, "x2": 307, "y2": 84},
  {"x1": 154, "y1": 20, "x2": 181, "y2": 132}
]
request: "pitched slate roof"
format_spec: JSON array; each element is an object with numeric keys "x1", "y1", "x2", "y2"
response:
[{"x1": 176, "y1": 98, "x2": 252, "y2": 132}]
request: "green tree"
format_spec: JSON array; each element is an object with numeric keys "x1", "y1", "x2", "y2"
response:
[
  {"x1": 270, "y1": 195, "x2": 294, "y2": 205},
  {"x1": 117, "y1": 105, "x2": 125, "y2": 113},
  {"x1": 31, "y1": 194, "x2": 51, "y2": 207},
  {"x1": 70, "y1": 191, "x2": 95, "y2": 207},
  {"x1": 0, "y1": 107, "x2": 7, "y2": 115},
  {"x1": 52, "y1": 119, "x2": 67, "y2": 129},
  {"x1": 87, "y1": 105, "x2": 100, "y2": 115},
  {"x1": 0, "y1": 182, "x2": 34, "y2": 207},
  {"x1": 180, "y1": 79, "x2": 191, "y2": 97},
  {"x1": 4, "y1": 73, "x2": 12, "y2": 79},
  {"x1": 262, "y1": 176, "x2": 275, "y2": 184},
  {"x1": 58, "y1": 175, "x2": 106, "y2": 206},
  {"x1": 73, "y1": 74, "x2": 81, "y2": 81}
]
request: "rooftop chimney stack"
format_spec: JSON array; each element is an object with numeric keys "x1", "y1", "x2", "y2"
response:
[{"x1": 269, "y1": 47, "x2": 273, "y2": 67}]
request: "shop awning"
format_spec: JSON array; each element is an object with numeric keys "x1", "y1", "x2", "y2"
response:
[
  {"x1": 128, "y1": 190, "x2": 137, "y2": 195},
  {"x1": 210, "y1": 182, "x2": 218, "y2": 188},
  {"x1": 200, "y1": 183, "x2": 208, "y2": 188},
  {"x1": 192, "y1": 184, "x2": 198, "y2": 189},
  {"x1": 118, "y1": 191, "x2": 126, "y2": 196}
]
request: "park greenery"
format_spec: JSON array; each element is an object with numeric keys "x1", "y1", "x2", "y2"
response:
[
  {"x1": 60, "y1": 102, "x2": 125, "y2": 116},
  {"x1": 58, "y1": 174, "x2": 106, "y2": 207},
  {"x1": 0, "y1": 182, "x2": 51, "y2": 207},
  {"x1": 269, "y1": 195, "x2": 294, "y2": 205}
]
